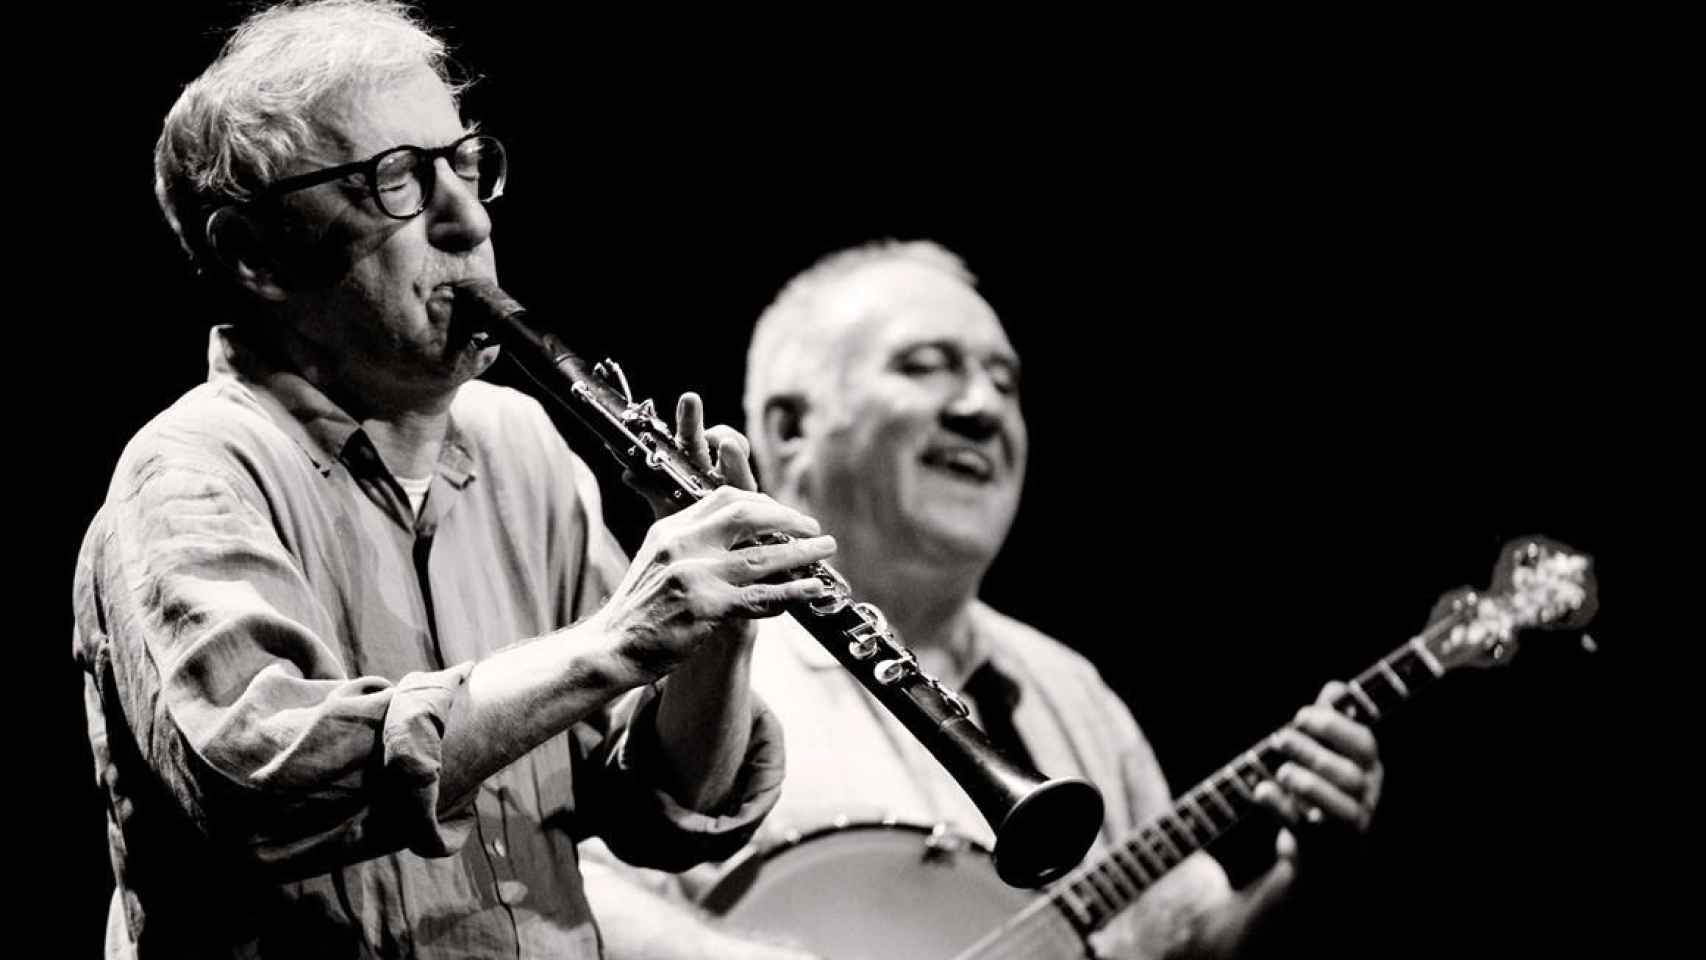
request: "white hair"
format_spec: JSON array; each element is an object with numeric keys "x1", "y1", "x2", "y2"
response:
[
  {"x1": 743, "y1": 239, "x2": 977, "y2": 481},
  {"x1": 154, "y1": 0, "x2": 465, "y2": 267}
]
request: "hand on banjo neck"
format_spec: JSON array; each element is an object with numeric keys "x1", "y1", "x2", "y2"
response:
[{"x1": 701, "y1": 539, "x2": 1597, "y2": 959}]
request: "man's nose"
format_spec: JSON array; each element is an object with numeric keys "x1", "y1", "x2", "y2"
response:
[
  {"x1": 425, "y1": 158, "x2": 492, "y2": 252},
  {"x1": 941, "y1": 367, "x2": 1005, "y2": 439}
]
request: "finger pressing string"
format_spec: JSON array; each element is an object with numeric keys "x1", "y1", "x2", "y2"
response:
[{"x1": 1276, "y1": 728, "x2": 1368, "y2": 798}]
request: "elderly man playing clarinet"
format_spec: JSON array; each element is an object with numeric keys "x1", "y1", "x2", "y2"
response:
[{"x1": 73, "y1": 2, "x2": 834, "y2": 956}]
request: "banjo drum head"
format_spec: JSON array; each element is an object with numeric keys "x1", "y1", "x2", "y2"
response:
[{"x1": 700, "y1": 821, "x2": 1038, "y2": 960}]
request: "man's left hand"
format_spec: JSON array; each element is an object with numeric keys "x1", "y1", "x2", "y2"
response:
[
  {"x1": 635, "y1": 392, "x2": 766, "y2": 656},
  {"x1": 1252, "y1": 680, "x2": 1384, "y2": 872}
]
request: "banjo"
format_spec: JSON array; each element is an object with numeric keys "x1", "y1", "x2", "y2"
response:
[{"x1": 701, "y1": 538, "x2": 1597, "y2": 959}]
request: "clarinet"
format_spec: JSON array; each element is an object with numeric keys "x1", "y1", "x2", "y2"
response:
[{"x1": 454, "y1": 279, "x2": 1103, "y2": 888}]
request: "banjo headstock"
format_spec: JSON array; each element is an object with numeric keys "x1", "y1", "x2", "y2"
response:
[{"x1": 1424, "y1": 537, "x2": 1598, "y2": 670}]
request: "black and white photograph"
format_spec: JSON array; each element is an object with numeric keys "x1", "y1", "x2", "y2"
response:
[{"x1": 52, "y1": 3, "x2": 1660, "y2": 957}]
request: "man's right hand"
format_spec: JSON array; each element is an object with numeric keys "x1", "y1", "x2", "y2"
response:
[{"x1": 592, "y1": 485, "x2": 836, "y2": 684}]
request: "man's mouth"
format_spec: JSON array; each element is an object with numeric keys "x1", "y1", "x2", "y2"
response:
[
  {"x1": 429, "y1": 282, "x2": 494, "y2": 354},
  {"x1": 426, "y1": 284, "x2": 458, "y2": 322},
  {"x1": 920, "y1": 445, "x2": 997, "y2": 483}
]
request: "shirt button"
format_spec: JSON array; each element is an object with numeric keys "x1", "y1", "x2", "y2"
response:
[{"x1": 497, "y1": 879, "x2": 529, "y2": 905}]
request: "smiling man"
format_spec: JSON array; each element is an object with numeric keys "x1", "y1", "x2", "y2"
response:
[
  {"x1": 671, "y1": 241, "x2": 1385, "y2": 959},
  {"x1": 74, "y1": 3, "x2": 836, "y2": 957}
]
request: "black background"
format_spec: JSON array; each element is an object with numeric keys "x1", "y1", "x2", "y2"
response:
[{"x1": 50, "y1": 5, "x2": 1670, "y2": 957}]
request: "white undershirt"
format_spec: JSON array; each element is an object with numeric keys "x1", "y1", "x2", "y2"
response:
[{"x1": 395, "y1": 474, "x2": 432, "y2": 516}]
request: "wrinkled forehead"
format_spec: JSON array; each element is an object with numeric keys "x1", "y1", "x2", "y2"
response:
[{"x1": 820, "y1": 260, "x2": 1017, "y2": 366}]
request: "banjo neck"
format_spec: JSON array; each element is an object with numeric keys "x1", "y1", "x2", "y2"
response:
[
  {"x1": 957, "y1": 636, "x2": 1445, "y2": 959},
  {"x1": 702, "y1": 540, "x2": 1595, "y2": 960},
  {"x1": 956, "y1": 539, "x2": 1596, "y2": 959}
]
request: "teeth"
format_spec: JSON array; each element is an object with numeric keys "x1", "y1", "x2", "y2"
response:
[
  {"x1": 947, "y1": 451, "x2": 986, "y2": 473},
  {"x1": 925, "y1": 447, "x2": 993, "y2": 480}
]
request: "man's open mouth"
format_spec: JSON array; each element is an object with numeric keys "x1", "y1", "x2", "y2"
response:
[{"x1": 921, "y1": 445, "x2": 996, "y2": 482}]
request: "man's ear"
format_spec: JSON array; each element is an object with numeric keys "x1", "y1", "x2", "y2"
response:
[
  {"x1": 761, "y1": 395, "x2": 808, "y2": 466},
  {"x1": 203, "y1": 207, "x2": 289, "y2": 302}
]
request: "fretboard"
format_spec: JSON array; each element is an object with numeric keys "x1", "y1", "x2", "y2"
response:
[{"x1": 1043, "y1": 634, "x2": 1446, "y2": 935}]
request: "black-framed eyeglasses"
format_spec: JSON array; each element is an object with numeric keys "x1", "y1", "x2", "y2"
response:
[{"x1": 240, "y1": 132, "x2": 507, "y2": 220}]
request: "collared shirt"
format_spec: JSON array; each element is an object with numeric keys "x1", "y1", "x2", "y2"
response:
[
  {"x1": 74, "y1": 327, "x2": 783, "y2": 958},
  {"x1": 747, "y1": 603, "x2": 1165, "y2": 854},
  {"x1": 681, "y1": 604, "x2": 1232, "y2": 960}
]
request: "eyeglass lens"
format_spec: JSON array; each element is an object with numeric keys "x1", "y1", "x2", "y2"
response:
[{"x1": 372, "y1": 137, "x2": 506, "y2": 218}]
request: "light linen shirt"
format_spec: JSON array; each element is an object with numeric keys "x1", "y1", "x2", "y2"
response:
[{"x1": 75, "y1": 327, "x2": 783, "y2": 958}]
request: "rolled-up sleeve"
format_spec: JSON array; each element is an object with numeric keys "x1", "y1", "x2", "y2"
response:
[
  {"x1": 81, "y1": 456, "x2": 475, "y2": 880},
  {"x1": 571, "y1": 683, "x2": 785, "y2": 873}
]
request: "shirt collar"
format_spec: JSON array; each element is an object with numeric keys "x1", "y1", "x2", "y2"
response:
[{"x1": 206, "y1": 324, "x2": 478, "y2": 487}]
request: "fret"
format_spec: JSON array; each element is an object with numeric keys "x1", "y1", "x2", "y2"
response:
[
  {"x1": 1169, "y1": 800, "x2": 1205, "y2": 843},
  {"x1": 1091, "y1": 859, "x2": 1132, "y2": 907},
  {"x1": 1083, "y1": 865, "x2": 1125, "y2": 913},
  {"x1": 1343, "y1": 680, "x2": 1381, "y2": 722},
  {"x1": 1243, "y1": 748, "x2": 1276, "y2": 780},
  {"x1": 1126, "y1": 833, "x2": 1167, "y2": 876},
  {"x1": 1406, "y1": 635, "x2": 1446, "y2": 677},
  {"x1": 1391, "y1": 643, "x2": 1440, "y2": 689},
  {"x1": 1053, "y1": 882, "x2": 1094, "y2": 930},
  {"x1": 1216, "y1": 768, "x2": 1257, "y2": 806},
  {"x1": 1231, "y1": 755, "x2": 1269, "y2": 798},
  {"x1": 1204, "y1": 775, "x2": 1242, "y2": 820},
  {"x1": 1070, "y1": 875, "x2": 1113, "y2": 926},
  {"x1": 1251, "y1": 738, "x2": 1289, "y2": 776},
  {"x1": 1356, "y1": 668, "x2": 1406, "y2": 714},
  {"x1": 1109, "y1": 844, "x2": 1156, "y2": 888},
  {"x1": 1091, "y1": 858, "x2": 1146, "y2": 917},
  {"x1": 1182, "y1": 792, "x2": 1227, "y2": 834},
  {"x1": 1158, "y1": 816, "x2": 1196, "y2": 864},
  {"x1": 1139, "y1": 823, "x2": 1181, "y2": 864},
  {"x1": 1376, "y1": 659, "x2": 1410, "y2": 698}
]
